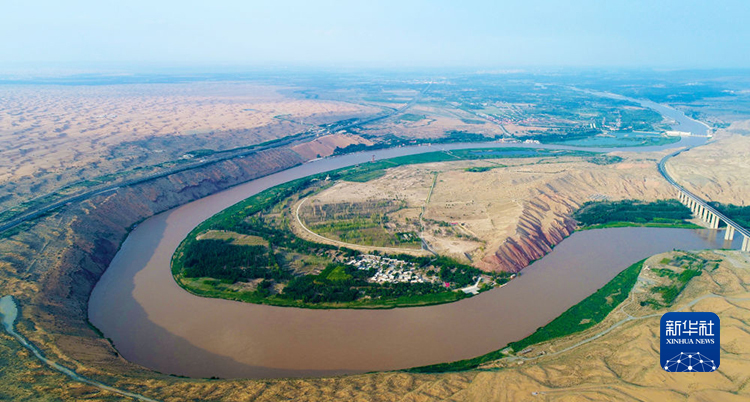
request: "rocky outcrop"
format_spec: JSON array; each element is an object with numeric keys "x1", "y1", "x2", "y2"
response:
[
  {"x1": 475, "y1": 161, "x2": 677, "y2": 273},
  {"x1": 479, "y1": 191, "x2": 580, "y2": 272},
  {"x1": 482, "y1": 212, "x2": 578, "y2": 272}
]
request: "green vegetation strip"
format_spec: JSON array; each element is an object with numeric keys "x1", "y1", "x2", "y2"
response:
[
  {"x1": 551, "y1": 133, "x2": 680, "y2": 148},
  {"x1": 574, "y1": 199, "x2": 700, "y2": 230},
  {"x1": 339, "y1": 147, "x2": 597, "y2": 183},
  {"x1": 398, "y1": 113, "x2": 426, "y2": 122},
  {"x1": 407, "y1": 259, "x2": 645, "y2": 373}
]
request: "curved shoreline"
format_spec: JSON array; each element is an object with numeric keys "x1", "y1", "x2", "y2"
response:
[
  {"x1": 86, "y1": 93, "x2": 722, "y2": 379},
  {"x1": 91, "y1": 217, "x2": 742, "y2": 379},
  {"x1": 88, "y1": 133, "x2": 745, "y2": 379}
]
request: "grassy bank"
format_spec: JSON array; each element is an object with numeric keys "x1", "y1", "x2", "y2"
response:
[
  {"x1": 574, "y1": 199, "x2": 698, "y2": 230},
  {"x1": 174, "y1": 275, "x2": 470, "y2": 309},
  {"x1": 406, "y1": 259, "x2": 645, "y2": 373}
]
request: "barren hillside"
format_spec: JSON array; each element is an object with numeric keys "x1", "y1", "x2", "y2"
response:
[
  {"x1": 306, "y1": 153, "x2": 676, "y2": 272},
  {"x1": 667, "y1": 132, "x2": 750, "y2": 204}
]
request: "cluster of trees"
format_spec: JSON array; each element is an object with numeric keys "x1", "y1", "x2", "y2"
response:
[
  {"x1": 465, "y1": 166, "x2": 496, "y2": 173},
  {"x1": 280, "y1": 276, "x2": 361, "y2": 303},
  {"x1": 278, "y1": 263, "x2": 450, "y2": 304},
  {"x1": 587, "y1": 155, "x2": 623, "y2": 165},
  {"x1": 364, "y1": 282, "x2": 445, "y2": 299},
  {"x1": 279, "y1": 264, "x2": 363, "y2": 303},
  {"x1": 439, "y1": 266, "x2": 476, "y2": 288},
  {"x1": 617, "y1": 108, "x2": 663, "y2": 131},
  {"x1": 652, "y1": 266, "x2": 703, "y2": 305},
  {"x1": 177, "y1": 177, "x2": 336, "y2": 283},
  {"x1": 574, "y1": 199, "x2": 692, "y2": 226},
  {"x1": 331, "y1": 132, "x2": 501, "y2": 158},
  {"x1": 182, "y1": 239, "x2": 290, "y2": 283},
  {"x1": 209, "y1": 177, "x2": 316, "y2": 231}
]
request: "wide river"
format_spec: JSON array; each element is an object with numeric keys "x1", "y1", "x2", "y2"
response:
[{"x1": 89, "y1": 103, "x2": 729, "y2": 378}]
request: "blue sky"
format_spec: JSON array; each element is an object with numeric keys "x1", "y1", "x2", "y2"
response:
[{"x1": 2, "y1": 0, "x2": 749, "y2": 71}]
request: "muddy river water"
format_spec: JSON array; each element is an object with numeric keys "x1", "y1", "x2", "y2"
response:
[{"x1": 87, "y1": 134, "x2": 746, "y2": 379}]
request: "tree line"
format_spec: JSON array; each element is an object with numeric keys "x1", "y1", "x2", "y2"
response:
[{"x1": 574, "y1": 199, "x2": 692, "y2": 226}]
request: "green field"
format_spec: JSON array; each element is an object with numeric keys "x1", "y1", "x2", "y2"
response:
[
  {"x1": 324, "y1": 264, "x2": 352, "y2": 281},
  {"x1": 399, "y1": 113, "x2": 426, "y2": 122},
  {"x1": 460, "y1": 118, "x2": 486, "y2": 125},
  {"x1": 301, "y1": 199, "x2": 420, "y2": 248},
  {"x1": 309, "y1": 219, "x2": 419, "y2": 248}
]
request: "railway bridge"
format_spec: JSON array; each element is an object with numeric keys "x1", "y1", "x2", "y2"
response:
[{"x1": 659, "y1": 150, "x2": 750, "y2": 252}]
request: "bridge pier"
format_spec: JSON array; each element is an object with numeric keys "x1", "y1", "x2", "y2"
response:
[
  {"x1": 666, "y1": 168, "x2": 748, "y2": 253},
  {"x1": 725, "y1": 225, "x2": 735, "y2": 241},
  {"x1": 672, "y1": 190, "x2": 747, "y2": 253}
]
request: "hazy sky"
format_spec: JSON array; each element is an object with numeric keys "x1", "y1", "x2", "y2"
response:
[{"x1": 2, "y1": 0, "x2": 749, "y2": 71}]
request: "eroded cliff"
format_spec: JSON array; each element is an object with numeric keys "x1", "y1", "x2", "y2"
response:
[{"x1": 0, "y1": 147, "x2": 305, "y2": 374}]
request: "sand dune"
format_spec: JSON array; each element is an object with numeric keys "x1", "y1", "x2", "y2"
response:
[{"x1": 0, "y1": 82, "x2": 378, "y2": 210}]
